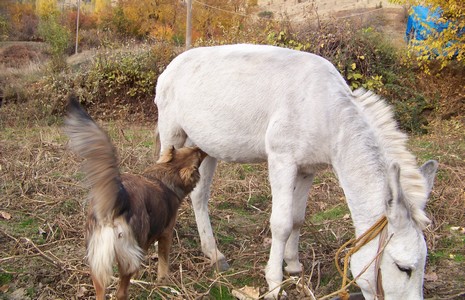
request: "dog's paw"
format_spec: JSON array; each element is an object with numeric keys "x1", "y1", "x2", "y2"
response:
[{"x1": 157, "y1": 275, "x2": 169, "y2": 285}]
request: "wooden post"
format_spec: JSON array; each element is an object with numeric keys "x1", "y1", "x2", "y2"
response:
[
  {"x1": 186, "y1": 0, "x2": 192, "y2": 50},
  {"x1": 75, "y1": 0, "x2": 80, "y2": 55}
]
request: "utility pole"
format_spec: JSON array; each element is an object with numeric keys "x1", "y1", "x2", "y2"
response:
[
  {"x1": 75, "y1": 0, "x2": 80, "y2": 55},
  {"x1": 186, "y1": 0, "x2": 192, "y2": 50}
]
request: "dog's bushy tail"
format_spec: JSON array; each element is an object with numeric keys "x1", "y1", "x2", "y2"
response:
[
  {"x1": 64, "y1": 94, "x2": 121, "y2": 222},
  {"x1": 65, "y1": 94, "x2": 144, "y2": 287},
  {"x1": 87, "y1": 217, "x2": 143, "y2": 287}
]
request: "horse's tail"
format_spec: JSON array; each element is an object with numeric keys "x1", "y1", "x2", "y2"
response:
[{"x1": 64, "y1": 94, "x2": 122, "y2": 222}]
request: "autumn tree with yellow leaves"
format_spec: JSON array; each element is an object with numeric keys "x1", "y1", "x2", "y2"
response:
[
  {"x1": 390, "y1": 0, "x2": 464, "y2": 67},
  {"x1": 36, "y1": 0, "x2": 59, "y2": 20}
]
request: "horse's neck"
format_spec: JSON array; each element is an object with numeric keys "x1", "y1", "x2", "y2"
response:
[{"x1": 330, "y1": 107, "x2": 387, "y2": 236}]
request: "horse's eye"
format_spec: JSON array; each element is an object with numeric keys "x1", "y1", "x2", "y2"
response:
[{"x1": 396, "y1": 264, "x2": 412, "y2": 278}]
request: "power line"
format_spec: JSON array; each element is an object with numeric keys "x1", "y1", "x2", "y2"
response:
[{"x1": 193, "y1": 0, "x2": 248, "y2": 17}]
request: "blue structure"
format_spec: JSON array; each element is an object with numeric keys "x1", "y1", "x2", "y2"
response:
[{"x1": 405, "y1": 6, "x2": 449, "y2": 43}]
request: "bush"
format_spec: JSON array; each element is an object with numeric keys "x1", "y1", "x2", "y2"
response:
[
  {"x1": 77, "y1": 44, "x2": 175, "y2": 105},
  {"x1": 38, "y1": 17, "x2": 71, "y2": 71},
  {"x1": 29, "y1": 43, "x2": 177, "y2": 123},
  {"x1": 0, "y1": 15, "x2": 8, "y2": 40}
]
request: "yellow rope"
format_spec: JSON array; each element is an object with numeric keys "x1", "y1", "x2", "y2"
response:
[{"x1": 333, "y1": 216, "x2": 388, "y2": 299}]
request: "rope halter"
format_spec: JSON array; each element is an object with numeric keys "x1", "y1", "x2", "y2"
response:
[{"x1": 321, "y1": 216, "x2": 389, "y2": 300}]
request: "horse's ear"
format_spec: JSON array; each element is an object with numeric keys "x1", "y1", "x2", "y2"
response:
[
  {"x1": 386, "y1": 162, "x2": 410, "y2": 228},
  {"x1": 420, "y1": 160, "x2": 438, "y2": 196},
  {"x1": 157, "y1": 146, "x2": 175, "y2": 163}
]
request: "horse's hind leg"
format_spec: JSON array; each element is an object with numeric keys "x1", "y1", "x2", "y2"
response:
[
  {"x1": 190, "y1": 156, "x2": 229, "y2": 271},
  {"x1": 157, "y1": 120, "x2": 188, "y2": 153},
  {"x1": 284, "y1": 173, "x2": 314, "y2": 275},
  {"x1": 265, "y1": 158, "x2": 298, "y2": 299}
]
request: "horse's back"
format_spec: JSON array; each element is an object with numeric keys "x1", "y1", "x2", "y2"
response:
[{"x1": 155, "y1": 44, "x2": 350, "y2": 163}]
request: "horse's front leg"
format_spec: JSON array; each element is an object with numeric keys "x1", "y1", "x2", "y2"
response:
[
  {"x1": 265, "y1": 158, "x2": 298, "y2": 299},
  {"x1": 284, "y1": 173, "x2": 314, "y2": 275},
  {"x1": 190, "y1": 156, "x2": 229, "y2": 271}
]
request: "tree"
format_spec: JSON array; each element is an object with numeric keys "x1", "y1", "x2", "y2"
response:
[
  {"x1": 390, "y1": 0, "x2": 464, "y2": 68},
  {"x1": 36, "y1": 0, "x2": 59, "y2": 20},
  {"x1": 38, "y1": 16, "x2": 70, "y2": 71},
  {"x1": 94, "y1": 0, "x2": 111, "y2": 15}
]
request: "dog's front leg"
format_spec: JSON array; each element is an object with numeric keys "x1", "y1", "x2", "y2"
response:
[{"x1": 157, "y1": 229, "x2": 174, "y2": 282}]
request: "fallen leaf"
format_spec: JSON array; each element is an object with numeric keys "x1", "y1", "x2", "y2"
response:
[
  {"x1": 231, "y1": 285, "x2": 260, "y2": 300},
  {"x1": 76, "y1": 286, "x2": 88, "y2": 298},
  {"x1": 0, "y1": 211, "x2": 11, "y2": 220},
  {"x1": 450, "y1": 226, "x2": 465, "y2": 234},
  {"x1": 262, "y1": 237, "x2": 272, "y2": 247},
  {"x1": 0, "y1": 284, "x2": 9, "y2": 293},
  {"x1": 424, "y1": 272, "x2": 438, "y2": 282}
]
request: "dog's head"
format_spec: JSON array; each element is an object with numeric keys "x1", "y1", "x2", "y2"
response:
[{"x1": 156, "y1": 146, "x2": 207, "y2": 190}]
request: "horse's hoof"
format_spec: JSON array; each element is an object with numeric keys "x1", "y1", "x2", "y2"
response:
[
  {"x1": 331, "y1": 292, "x2": 365, "y2": 300},
  {"x1": 212, "y1": 258, "x2": 229, "y2": 272},
  {"x1": 284, "y1": 263, "x2": 303, "y2": 275},
  {"x1": 263, "y1": 290, "x2": 288, "y2": 300}
]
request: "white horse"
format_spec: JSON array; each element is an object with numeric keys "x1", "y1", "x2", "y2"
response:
[{"x1": 154, "y1": 44, "x2": 438, "y2": 299}]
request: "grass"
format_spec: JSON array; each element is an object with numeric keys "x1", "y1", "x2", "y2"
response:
[
  {"x1": 1, "y1": 116, "x2": 463, "y2": 299},
  {"x1": 311, "y1": 205, "x2": 349, "y2": 224}
]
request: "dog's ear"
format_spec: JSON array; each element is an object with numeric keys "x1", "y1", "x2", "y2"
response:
[
  {"x1": 157, "y1": 146, "x2": 175, "y2": 163},
  {"x1": 180, "y1": 165, "x2": 198, "y2": 184},
  {"x1": 194, "y1": 147, "x2": 208, "y2": 162}
]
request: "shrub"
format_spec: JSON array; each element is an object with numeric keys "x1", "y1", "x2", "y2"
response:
[
  {"x1": 38, "y1": 17, "x2": 71, "y2": 71},
  {"x1": 5, "y1": 2, "x2": 39, "y2": 41},
  {"x1": 0, "y1": 15, "x2": 8, "y2": 40},
  {"x1": 258, "y1": 11, "x2": 273, "y2": 19},
  {"x1": 77, "y1": 44, "x2": 174, "y2": 104},
  {"x1": 29, "y1": 43, "x2": 177, "y2": 122}
]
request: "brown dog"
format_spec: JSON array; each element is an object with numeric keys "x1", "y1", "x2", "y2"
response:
[{"x1": 64, "y1": 95, "x2": 206, "y2": 300}]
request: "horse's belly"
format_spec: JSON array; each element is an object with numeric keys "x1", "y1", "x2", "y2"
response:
[{"x1": 183, "y1": 122, "x2": 268, "y2": 163}]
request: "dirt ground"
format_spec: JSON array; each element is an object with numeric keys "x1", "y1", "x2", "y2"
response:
[{"x1": 1, "y1": 116, "x2": 464, "y2": 300}]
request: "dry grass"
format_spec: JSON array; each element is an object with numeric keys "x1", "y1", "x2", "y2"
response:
[{"x1": 1, "y1": 107, "x2": 464, "y2": 299}]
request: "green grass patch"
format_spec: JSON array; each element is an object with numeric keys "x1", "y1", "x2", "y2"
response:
[
  {"x1": 311, "y1": 205, "x2": 349, "y2": 223},
  {"x1": 216, "y1": 233, "x2": 236, "y2": 245},
  {"x1": 241, "y1": 164, "x2": 256, "y2": 173},
  {"x1": 0, "y1": 215, "x2": 45, "y2": 244},
  {"x1": 247, "y1": 194, "x2": 269, "y2": 208},
  {"x1": 0, "y1": 273, "x2": 13, "y2": 285},
  {"x1": 209, "y1": 284, "x2": 235, "y2": 299},
  {"x1": 428, "y1": 250, "x2": 448, "y2": 264}
]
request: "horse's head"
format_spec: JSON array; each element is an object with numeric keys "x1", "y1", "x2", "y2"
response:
[{"x1": 351, "y1": 160, "x2": 438, "y2": 300}]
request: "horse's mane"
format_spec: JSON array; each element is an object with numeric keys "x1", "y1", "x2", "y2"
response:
[{"x1": 352, "y1": 88, "x2": 430, "y2": 229}]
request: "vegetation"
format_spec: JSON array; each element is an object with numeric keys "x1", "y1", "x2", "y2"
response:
[
  {"x1": 390, "y1": 0, "x2": 465, "y2": 69},
  {"x1": 0, "y1": 1, "x2": 464, "y2": 299}
]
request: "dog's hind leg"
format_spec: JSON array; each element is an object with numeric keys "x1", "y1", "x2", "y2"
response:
[
  {"x1": 115, "y1": 271, "x2": 134, "y2": 300},
  {"x1": 91, "y1": 273, "x2": 106, "y2": 300}
]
